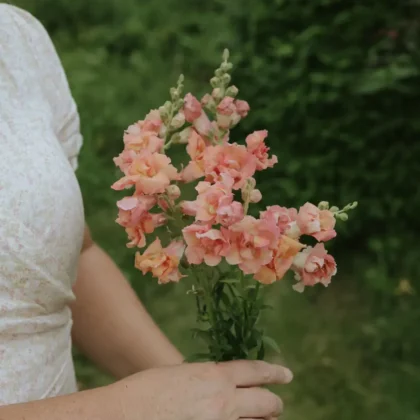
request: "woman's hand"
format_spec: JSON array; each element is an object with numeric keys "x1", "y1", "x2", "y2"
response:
[{"x1": 110, "y1": 360, "x2": 293, "y2": 420}]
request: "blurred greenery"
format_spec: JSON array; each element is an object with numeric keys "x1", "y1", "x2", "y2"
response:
[{"x1": 10, "y1": 0, "x2": 420, "y2": 418}]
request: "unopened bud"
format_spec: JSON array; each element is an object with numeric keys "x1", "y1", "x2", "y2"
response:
[
  {"x1": 215, "y1": 68, "x2": 224, "y2": 77},
  {"x1": 249, "y1": 189, "x2": 262, "y2": 203},
  {"x1": 170, "y1": 87, "x2": 179, "y2": 101},
  {"x1": 210, "y1": 77, "x2": 220, "y2": 88},
  {"x1": 221, "y1": 74, "x2": 231, "y2": 85},
  {"x1": 225, "y1": 85, "x2": 239, "y2": 97},
  {"x1": 318, "y1": 201, "x2": 329, "y2": 210},
  {"x1": 329, "y1": 206, "x2": 339, "y2": 213},
  {"x1": 241, "y1": 177, "x2": 257, "y2": 201},
  {"x1": 170, "y1": 112, "x2": 185, "y2": 129},
  {"x1": 212, "y1": 88, "x2": 223, "y2": 100},
  {"x1": 222, "y1": 48, "x2": 230, "y2": 62},
  {"x1": 221, "y1": 62, "x2": 233, "y2": 72},
  {"x1": 166, "y1": 184, "x2": 181, "y2": 200},
  {"x1": 337, "y1": 212, "x2": 349, "y2": 221},
  {"x1": 159, "y1": 105, "x2": 169, "y2": 121},
  {"x1": 177, "y1": 127, "x2": 191, "y2": 144}
]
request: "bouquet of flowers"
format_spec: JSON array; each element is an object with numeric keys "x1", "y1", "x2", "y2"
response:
[{"x1": 112, "y1": 50, "x2": 357, "y2": 362}]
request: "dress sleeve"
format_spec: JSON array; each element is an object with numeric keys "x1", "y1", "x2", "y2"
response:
[{"x1": 5, "y1": 5, "x2": 83, "y2": 171}]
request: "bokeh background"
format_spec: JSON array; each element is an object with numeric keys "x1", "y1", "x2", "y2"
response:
[{"x1": 10, "y1": 0, "x2": 420, "y2": 419}]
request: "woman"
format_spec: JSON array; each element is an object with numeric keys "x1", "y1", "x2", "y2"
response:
[{"x1": 0, "y1": 4, "x2": 292, "y2": 419}]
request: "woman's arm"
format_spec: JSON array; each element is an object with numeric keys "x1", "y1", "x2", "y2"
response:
[
  {"x1": 69, "y1": 226, "x2": 183, "y2": 379},
  {"x1": 0, "y1": 387, "x2": 123, "y2": 420}
]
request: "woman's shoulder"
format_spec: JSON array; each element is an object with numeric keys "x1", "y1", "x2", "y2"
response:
[{"x1": 0, "y1": 4, "x2": 45, "y2": 35}]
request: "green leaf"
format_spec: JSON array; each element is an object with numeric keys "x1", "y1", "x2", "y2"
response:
[
  {"x1": 257, "y1": 341, "x2": 265, "y2": 360},
  {"x1": 262, "y1": 336, "x2": 281, "y2": 354}
]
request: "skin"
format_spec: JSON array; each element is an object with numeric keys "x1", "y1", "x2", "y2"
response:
[{"x1": 0, "y1": 226, "x2": 293, "y2": 419}]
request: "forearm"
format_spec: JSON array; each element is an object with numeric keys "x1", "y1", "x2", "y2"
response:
[
  {"x1": 0, "y1": 386, "x2": 122, "y2": 420},
  {"x1": 70, "y1": 242, "x2": 183, "y2": 379}
]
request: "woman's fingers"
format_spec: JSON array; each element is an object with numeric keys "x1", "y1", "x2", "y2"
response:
[
  {"x1": 219, "y1": 360, "x2": 293, "y2": 387},
  {"x1": 235, "y1": 387, "x2": 283, "y2": 418}
]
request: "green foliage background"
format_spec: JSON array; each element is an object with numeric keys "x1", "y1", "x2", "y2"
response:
[{"x1": 9, "y1": 0, "x2": 420, "y2": 419}]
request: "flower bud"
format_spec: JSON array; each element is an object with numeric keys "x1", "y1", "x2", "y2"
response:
[
  {"x1": 249, "y1": 189, "x2": 262, "y2": 203},
  {"x1": 222, "y1": 74, "x2": 231, "y2": 85},
  {"x1": 222, "y1": 48, "x2": 230, "y2": 62},
  {"x1": 210, "y1": 77, "x2": 220, "y2": 88},
  {"x1": 212, "y1": 88, "x2": 223, "y2": 100},
  {"x1": 329, "y1": 206, "x2": 339, "y2": 213},
  {"x1": 215, "y1": 68, "x2": 224, "y2": 77},
  {"x1": 170, "y1": 87, "x2": 179, "y2": 101},
  {"x1": 177, "y1": 127, "x2": 191, "y2": 144},
  {"x1": 337, "y1": 212, "x2": 348, "y2": 221},
  {"x1": 318, "y1": 201, "x2": 329, "y2": 210},
  {"x1": 170, "y1": 112, "x2": 185, "y2": 129},
  {"x1": 225, "y1": 85, "x2": 239, "y2": 97},
  {"x1": 166, "y1": 184, "x2": 181, "y2": 200},
  {"x1": 241, "y1": 177, "x2": 257, "y2": 201},
  {"x1": 221, "y1": 62, "x2": 233, "y2": 72}
]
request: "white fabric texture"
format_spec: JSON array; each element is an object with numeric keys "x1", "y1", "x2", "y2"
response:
[{"x1": 0, "y1": 4, "x2": 84, "y2": 403}]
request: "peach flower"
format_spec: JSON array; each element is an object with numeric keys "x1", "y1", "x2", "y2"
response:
[
  {"x1": 292, "y1": 243, "x2": 337, "y2": 289},
  {"x1": 235, "y1": 100, "x2": 250, "y2": 117},
  {"x1": 135, "y1": 238, "x2": 185, "y2": 284},
  {"x1": 203, "y1": 143, "x2": 257, "y2": 189},
  {"x1": 216, "y1": 97, "x2": 240, "y2": 129},
  {"x1": 181, "y1": 130, "x2": 208, "y2": 182},
  {"x1": 216, "y1": 201, "x2": 244, "y2": 227},
  {"x1": 116, "y1": 195, "x2": 157, "y2": 227},
  {"x1": 184, "y1": 93, "x2": 202, "y2": 122},
  {"x1": 113, "y1": 149, "x2": 137, "y2": 174},
  {"x1": 184, "y1": 93, "x2": 212, "y2": 136},
  {"x1": 225, "y1": 215, "x2": 278, "y2": 274},
  {"x1": 183, "y1": 223, "x2": 229, "y2": 266},
  {"x1": 254, "y1": 236, "x2": 305, "y2": 284},
  {"x1": 296, "y1": 202, "x2": 336, "y2": 242},
  {"x1": 111, "y1": 151, "x2": 179, "y2": 195},
  {"x1": 123, "y1": 122, "x2": 164, "y2": 154},
  {"x1": 140, "y1": 109, "x2": 163, "y2": 133},
  {"x1": 261, "y1": 205, "x2": 298, "y2": 236},
  {"x1": 125, "y1": 212, "x2": 166, "y2": 248},
  {"x1": 245, "y1": 130, "x2": 278, "y2": 171}
]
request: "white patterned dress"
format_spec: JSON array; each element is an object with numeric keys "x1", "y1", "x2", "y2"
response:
[{"x1": 0, "y1": 4, "x2": 84, "y2": 403}]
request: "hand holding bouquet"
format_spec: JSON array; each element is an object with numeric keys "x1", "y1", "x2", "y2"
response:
[{"x1": 112, "y1": 50, "x2": 357, "y2": 362}]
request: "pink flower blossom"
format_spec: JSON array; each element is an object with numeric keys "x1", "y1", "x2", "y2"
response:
[
  {"x1": 216, "y1": 201, "x2": 244, "y2": 227},
  {"x1": 111, "y1": 151, "x2": 180, "y2": 195},
  {"x1": 254, "y1": 235, "x2": 305, "y2": 284},
  {"x1": 184, "y1": 93, "x2": 202, "y2": 122},
  {"x1": 135, "y1": 238, "x2": 185, "y2": 283},
  {"x1": 123, "y1": 122, "x2": 164, "y2": 154},
  {"x1": 292, "y1": 243, "x2": 337, "y2": 288},
  {"x1": 203, "y1": 143, "x2": 257, "y2": 189},
  {"x1": 225, "y1": 215, "x2": 279, "y2": 274},
  {"x1": 116, "y1": 195, "x2": 157, "y2": 227},
  {"x1": 183, "y1": 224, "x2": 229, "y2": 266},
  {"x1": 246, "y1": 130, "x2": 277, "y2": 171},
  {"x1": 193, "y1": 111, "x2": 212, "y2": 137},
  {"x1": 260, "y1": 205, "x2": 298, "y2": 236},
  {"x1": 235, "y1": 100, "x2": 250, "y2": 117},
  {"x1": 125, "y1": 212, "x2": 166, "y2": 248},
  {"x1": 181, "y1": 174, "x2": 244, "y2": 226},
  {"x1": 216, "y1": 97, "x2": 250, "y2": 129},
  {"x1": 113, "y1": 149, "x2": 138, "y2": 174},
  {"x1": 140, "y1": 109, "x2": 163, "y2": 132},
  {"x1": 296, "y1": 203, "x2": 336, "y2": 242},
  {"x1": 184, "y1": 93, "x2": 212, "y2": 136},
  {"x1": 181, "y1": 130, "x2": 208, "y2": 182}
]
